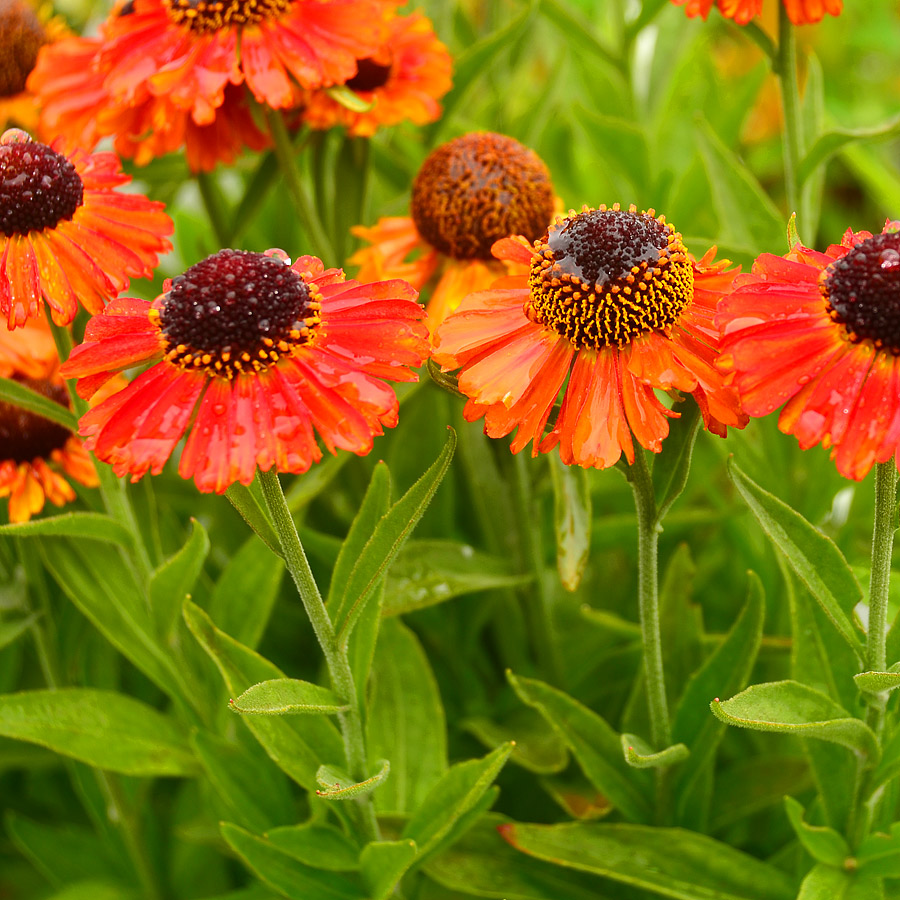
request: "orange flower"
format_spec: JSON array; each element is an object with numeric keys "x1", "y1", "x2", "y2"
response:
[
  {"x1": 670, "y1": 0, "x2": 841, "y2": 24},
  {"x1": 302, "y1": 10, "x2": 452, "y2": 137},
  {"x1": 433, "y1": 205, "x2": 747, "y2": 469},
  {"x1": 29, "y1": 34, "x2": 271, "y2": 172},
  {"x1": 0, "y1": 0, "x2": 68, "y2": 133},
  {"x1": 60, "y1": 249, "x2": 429, "y2": 493},
  {"x1": 92, "y1": 0, "x2": 387, "y2": 127},
  {"x1": 717, "y1": 224, "x2": 900, "y2": 480},
  {"x1": 0, "y1": 319, "x2": 98, "y2": 523},
  {"x1": 351, "y1": 132, "x2": 556, "y2": 331},
  {"x1": 0, "y1": 129, "x2": 173, "y2": 329}
]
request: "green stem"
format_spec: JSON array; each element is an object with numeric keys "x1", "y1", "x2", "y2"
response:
[
  {"x1": 197, "y1": 171, "x2": 230, "y2": 248},
  {"x1": 265, "y1": 110, "x2": 335, "y2": 262},
  {"x1": 47, "y1": 318, "x2": 153, "y2": 582},
  {"x1": 628, "y1": 450, "x2": 671, "y2": 751},
  {"x1": 257, "y1": 467, "x2": 378, "y2": 841},
  {"x1": 775, "y1": 6, "x2": 804, "y2": 218}
]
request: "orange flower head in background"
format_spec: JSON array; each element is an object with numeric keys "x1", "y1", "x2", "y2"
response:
[
  {"x1": 29, "y1": 31, "x2": 270, "y2": 173},
  {"x1": 670, "y1": 0, "x2": 841, "y2": 25},
  {"x1": 0, "y1": 0, "x2": 67, "y2": 132},
  {"x1": 0, "y1": 128, "x2": 173, "y2": 329},
  {"x1": 352, "y1": 131, "x2": 556, "y2": 331},
  {"x1": 433, "y1": 205, "x2": 748, "y2": 469},
  {"x1": 717, "y1": 223, "x2": 900, "y2": 480},
  {"x1": 302, "y1": 10, "x2": 452, "y2": 137},
  {"x1": 0, "y1": 319, "x2": 97, "y2": 522},
  {"x1": 59, "y1": 249, "x2": 429, "y2": 493},
  {"x1": 91, "y1": 0, "x2": 388, "y2": 128}
]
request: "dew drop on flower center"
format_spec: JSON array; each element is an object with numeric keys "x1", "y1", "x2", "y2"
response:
[
  {"x1": 821, "y1": 231, "x2": 900, "y2": 353},
  {"x1": 154, "y1": 249, "x2": 322, "y2": 378},
  {"x1": 526, "y1": 206, "x2": 694, "y2": 350}
]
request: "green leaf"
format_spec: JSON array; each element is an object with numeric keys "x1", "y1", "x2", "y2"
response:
[
  {"x1": 43, "y1": 882, "x2": 136, "y2": 900},
  {"x1": 729, "y1": 459, "x2": 865, "y2": 659},
  {"x1": 508, "y1": 672, "x2": 652, "y2": 823},
  {"x1": 0, "y1": 689, "x2": 196, "y2": 776},
  {"x1": 652, "y1": 401, "x2": 702, "y2": 522},
  {"x1": 672, "y1": 574, "x2": 764, "y2": 821},
  {"x1": 0, "y1": 513, "x2": 132, "y2": 547},
  {"x1": 150, "y1": 519, "x2": 209, "y2": 639},
  {"x1": 712, "y1": 680, "x2": 879, "y2": 761},
  {"x1": 334, "y1": 430, "x2": 456, "y2": 641},
  {"x1": 208, "y1": 536, "x2": 284, "y2": 650},
  {"x1": 784, "y1": 796, "x2": 851, "y2": 866},
  {"x1": 693, "y1": 116, "x2": 785, "y2": 252},
  {"x1": 0, "y1": 613, "x2": 39, "y2": 651},
  {"x1": 858, "y1": 822, "x2": 900, "y2": 878},
  {"x1": 841, "y1": 143, "x2": 900, "y2": 217},
  {"x1": 549, "y1": 455, "x2": 591, "y2": 592},
  {"x1": 0, "y1": 376, "x2": 77, "y2": 430},
  {"x1": 383, "y1": 540, "x2": 530, "y2": 616},
  {"x1": 367, "y1": 617, "x2": 447, "y2": 812},
  {"x1": 500, "y1": 822, "x2": 794, "y2": 900},
  {"x1": 359, "y1": 840, "x2": 417, "y2": 900},
  {"x1": 798, "y1": 113, "x2": 900, "y2": 187},
  {"x1": 183, "y1": 601, "x2": 344, "y2": 791},
  {"x1": 230, "y1": 679, "x2": 348, "y2": 716},
  {"x1": 315, "y1": 759, "x2": 390, "y2": 800},
  {"x1": 191, "y1": 730, "x2": 294, "y2": 833},
  {"x1": 36, "y1": 535, "x2": 191, "y2": 707},
  {"x1": 797, "y1": 864, "x2": 884, "y2": 900},
  {"x1": 220, "y1": 823, "x2": 367, "y2": 900},
  {"x1": 854, "y1": 671, "x2": 900, "y2": 696},
  {"x1": 621, "y1": 734, "x2": 689, "y2": 769},
  {"x1": 265, "y1": 824, "x2": 360, "y2": 872},
  {"x1": 224, "y1": 482, "x2": 283, "y2": 560},
  {"x1": 463, "y1": 709, "x2": 568, "y2": 775},
  {"x1": 402, "y1": 744, "x2": 511, "y2": 861}
]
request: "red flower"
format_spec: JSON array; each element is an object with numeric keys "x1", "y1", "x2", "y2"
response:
[
  {"x1": 302, "y1": 10, "x2": 452, "y2": 137},
  {"x1": 0, "y1": 129, "x2": 172, "y2": 329},
  {"x1": 433, "y1": 206, "x2": 747, "y2": 468},
  {"x1": 717, "y1": 224, "x2": 900, "y2": 480},
  {"x1": 670, "y1": 0, "x2": 841, "y2": 25},
  {"x1": 60, "y1": 249, "x2": 428, "y2": 493},
  {"x1": 352, "y1": 132, "x2": 556, "y2": 332}
]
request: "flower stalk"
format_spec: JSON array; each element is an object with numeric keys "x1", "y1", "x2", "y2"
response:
[{"x1": 775, "y1": 6, "x2": 804, "y2": 219}]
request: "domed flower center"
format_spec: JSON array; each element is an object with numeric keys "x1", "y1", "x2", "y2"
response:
[
  {"x1": 821, "y1": 232, "x2": 900, "y2": 353},
  {"x1": 346, "y1": 57, "x2": 393, "y2": 92},
  {"x1": 0, "y1": 0, "x2": 47, "y2": 97},
  {"x1": 154, "y1": 249, "x2": 321, "y2": 379},
  {"x1": 163, "y1": 0, "x2": 292, "y2": 33},
  {"x1": 410, "y1": 132, "x2": 555, "y2": 261},
  {"x1": 0, "y1": 377, "x2": 71, "y2": 464},
  {"x1": 526, "y1": 206, "x2": 694, "y2": 350},
  {"x1": 0, "y1": 133, "x2": 84, "y2": 238}
]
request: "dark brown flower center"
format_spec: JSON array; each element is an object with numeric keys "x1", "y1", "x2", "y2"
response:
[
  {"x1": 0, "y1": 135, "x2": 84, "y2": 237},
  {"x1": 822, "y1": 232, "x2": 900, "y2": 354},
  {"x1": 526, "y1": 206, "x2": 694, "y2": 350},
  {"x1": 0, "y1": 377, "x2": 71, "y2": 464},
  {"x1": 0, "y1": 0, "x2": 47, "y2": 97},
  {"x1": 410, "y1": 132, "x2": 555, "y2": 261},
  {"x1": 346, "y1": 57, "x2": 393, "y2": 92},
  {"x1": 155, "y1": 249, "x2": 321, "y2": 379},
  {"x1": 163, "y1": 0, "x2": 291, "y2": 33}
]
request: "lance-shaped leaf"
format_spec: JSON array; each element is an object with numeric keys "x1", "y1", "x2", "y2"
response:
[
  {"x1": 402, "y1": 743, "x2": 511, "y2": 861},
  {"x1": 857, "y1": 822, "x2": 900, "y2": 878},
  {"x1": 265, "y1": 824, "x2": 360, "y2": 872},
  {"x1": 499, "y1": 821, "x2": 794, "y2": 900},
  {"x1": 0, "y1": 376, "x2": 77, "y2": 430},
  {"x1": 548, "y1": 454, "x2": 591, "y2": 592},
  {"x1": 0, "y1": 513, "x2": 133, "y2": 548},
  {"x1": 784, "y1": 796, "x2": 850, "y2": 866},
  {"x1": 652, "y1": 401, "x2": 701, "y2": 522},
  {"x1": 854, "y1": 670, "x2": 900, "y2": 696},
  {"x1": 359, "y1": 840, "x2": 417, "y2": 900},
  {"x1": 620, "y1": 733, "x2": 689, "y2": 769},
  {"x1": 729, "y1": 460, "x2": 864, "y2": 659},
  {"x1": 225, "y1": 482, "x2": 283, "y2": 559},
  {"x1": 797, "y1": 864, "x2": 885, "y2": 900},
  {"x1": 712, "y1": 680, "x2": 879, "y2": 761},
  {"x1": 334, "y1": 431, "x2": 456, "y2": 642},
  {"x1": 230, "y1": 679, "x2": 348, "y2": 716},
  {"x1": 0, "y1": 689, "x2": 196, "y2": 776},
  {"x1": 220, "y1": 824, "x2": 367, "y2": 900},
  {"x1": 509, "y1": 672, "x2": 652, "y2": 823},
  {"x1": 463, "y1": 709, "x2": 568, "y2": 775},
  {"x1": 315, "y1": 760, "x2": 390, "y2": 800},
  {"x1": 150, "y1": 518, "x2": 209, "y2": 639}
]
